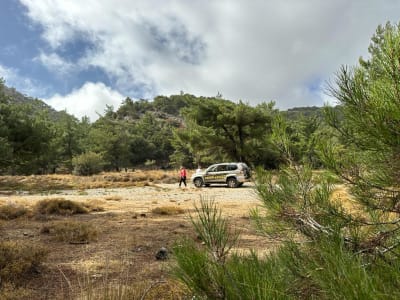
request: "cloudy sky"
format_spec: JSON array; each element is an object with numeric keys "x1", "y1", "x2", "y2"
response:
[{"x1": 1, "y1": 1, "x2": 400, "y2": 121}]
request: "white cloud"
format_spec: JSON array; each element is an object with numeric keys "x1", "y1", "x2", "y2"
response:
[
  {"x1": 36, "y1": 52, "x2": 76, "y2": 75},
  {"x1": 19, "y1": 0, "x2": 400, "y2": 111},
  {"x1": 45, "y1": 82, "x2": 124, "y2": 121},
  {"x1": 0, "y1": 64, "x2": 47, "y2": 97}
]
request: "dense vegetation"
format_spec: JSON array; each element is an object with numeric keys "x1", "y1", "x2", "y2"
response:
[
  {"x1": 173, "y1": 22, "x2": 400, "y2": 298},
  {"x1": 0, "y1": 79, "x2": 323, "y2": 175}
]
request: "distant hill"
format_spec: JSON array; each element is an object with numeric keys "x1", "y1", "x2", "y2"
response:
[
  {"x1": 2, "y1": 85, "x2": 68, "y2": 121},
  {"x1": 282, "y1": 106, "x2": 325, "y2": 120},
  {"x1": 2, "y1": 83, "x2": 328, "y2": 124}
]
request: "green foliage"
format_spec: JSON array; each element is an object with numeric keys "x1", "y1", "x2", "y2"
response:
[
  {"x1": 322, "y1": 21, "x2": 400, "y2": 257},
  {"x1": 173, "y1": 198, "x2": 239, "y2": 299},
  {"x1": 174, "y1": 23, "x2": 400, "y2": 297},
  {"x1": 52, "y1": 111, "x2": 86, "y2": 172},
  {"x1": 191, "y1": 197, "x2": 238, "y2": 263},
  {"x1": 175, "y1": 98, "x2": 277, "y2": 166},
  {"x1": 87, "y1": 113, "x2": 131, "y2": 171},
  {"x1": 72, "y1": 151, "x2": 105, "y2": 176}
]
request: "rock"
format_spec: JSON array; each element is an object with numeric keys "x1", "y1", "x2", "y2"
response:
[{"x1": 155, "y1": 247, "x2": 169, "y2": 260}]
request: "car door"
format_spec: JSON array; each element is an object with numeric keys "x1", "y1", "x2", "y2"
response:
[
  {"x1": 213, "y1": 164, "x2": 228, "y2": 183},
  {"x1": 204, "y1": 166, "x2": 217, "y2": 184},
  {"x1": 204, "y1": 165, "x2": 222, "y2": 183}
]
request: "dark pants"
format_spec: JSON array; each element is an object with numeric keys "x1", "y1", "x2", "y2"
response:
[{"x1": 179, "y1": 176, "x2": 187, "y2": 187}]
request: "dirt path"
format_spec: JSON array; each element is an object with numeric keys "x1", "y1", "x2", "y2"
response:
[
  {"x1": 1, "y1": 182, "x2": 277, "y2": 299},
  {"x1": 6, "y1": 183, "x2": 261, "y2": 216}
]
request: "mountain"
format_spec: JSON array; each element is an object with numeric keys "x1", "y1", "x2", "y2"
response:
[{"x1": 2, "y1": 85, "x2": 69, "y2": 121}]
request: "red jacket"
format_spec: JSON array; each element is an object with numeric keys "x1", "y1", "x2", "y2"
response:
[{"x1": 180, "y1": 168, "x2": 187, "y2": 177}]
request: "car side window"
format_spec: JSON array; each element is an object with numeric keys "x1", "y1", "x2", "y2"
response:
[
  {"x1": 227, "y1": 164, "x2": 238, "y2": 171},
  {"x1": 216, "y1": 165, "x2": 227, "y2": 172},
  {"x1": 208, "y1": 166, "x2": 217, "y2": 172}
]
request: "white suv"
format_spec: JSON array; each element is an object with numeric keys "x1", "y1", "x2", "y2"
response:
[{"x1": 191, "y1": 162, "x2": 251, "y2": 188}]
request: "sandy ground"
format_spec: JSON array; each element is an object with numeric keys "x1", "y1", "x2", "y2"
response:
[{"x1": 1, "y1": 182, "x2": 277, "y2": 299}]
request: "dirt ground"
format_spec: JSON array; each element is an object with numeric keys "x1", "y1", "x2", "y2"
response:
[{"x1": 0, "y1": 179, "x2": 275, "y2": 299}]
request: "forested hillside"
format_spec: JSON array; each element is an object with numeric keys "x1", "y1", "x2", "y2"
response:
[{"x1": 0, "y1": 79, "x2": 326, "y2": 175}]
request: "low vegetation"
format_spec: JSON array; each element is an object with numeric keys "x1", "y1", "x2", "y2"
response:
[
  {"x1": 0, "y1": 241, "x2": 48, "y2": 286},
  {"x1": 151, "y1": 206, "x2": 185, "y2": 215},
  {"x1": 35, "y1": 198, "x2": 89, "y2": 215},
  {"x1": 0, "y1": 170, "x2": 179, "y2": 193},
  {"x1": 41, "y1": 221, "x2": 98, "y2": 243},
  {"x1": 0, "y1": 203, "x2": 29, "y2": 220}
]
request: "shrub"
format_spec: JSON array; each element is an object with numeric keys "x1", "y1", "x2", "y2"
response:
[
  {"x1": 0, "y1": 204, "x2": 29, "y2": 220},
  {"x1": 72, "y1": 152, "x2": 104, "y2": 176},
  {"x1": 0, "y1": 283, "x2": 31, "y2": 300},
  {"x1": 42, "y1": 221, "x2": 98, "y2": 243},
  {"x1": 35, "y1": 198, "x2": 88, "y2": 216},
  {"x1": 0, "y1": 241, "x2": 48, "y2": 286},
  {"x1": 151, "y1": 206, "x2": 184, "y2": 215},
  {"x1": 172, "y1": 198, "x2": 240, "y2": 299}
]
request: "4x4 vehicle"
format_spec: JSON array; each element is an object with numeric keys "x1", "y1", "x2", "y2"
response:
[{"x1": 191, "y1": 162, "x2": 251, "y2": 188}]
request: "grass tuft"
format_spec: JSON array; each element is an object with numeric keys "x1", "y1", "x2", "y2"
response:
[
  {"x1": 0, "y1": 203, "x2": 29, "y2": 220},
  {"x1": 0, "y1": 241, "x2": 48, "y2": 285},
  {"x1": 35, "y1": 198, "x2": 89, "y2": 216},
  {"x1": 151, "y1": 206, "x2": 184, "y2": 215},
  {"x1": 41, "y1": 221, "x2": 98, "y2": 244},
  {"x1": 0, "y1": 283, "x2": 31, "y2": 299}
]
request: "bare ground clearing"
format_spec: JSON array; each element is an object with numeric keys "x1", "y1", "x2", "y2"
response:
[{"x1": 0, "y1": 177, "x2": 276, "y2": 299}]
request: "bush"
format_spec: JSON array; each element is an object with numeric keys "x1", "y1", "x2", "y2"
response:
[
  {"x1": 0, "y1": 283, "x2": 31, "y2": 300},
  {"x1": 152, "y1": 206, "x2": 184, "y2": 215},
  {"x1": 35, "y1": 198, "x2": 88, "y2": 216},
  {"x1": 41, "y1": 221, "x2": 98, "y2": 243},
  {"x1": 172, "y1": 198, "x2": 240, "y2": 299},
  {"x1": 0, "y1": 204, "x2": 29, "y2": 220},
  {"x1": 0, "y1": 241, "x2": 48, "y2": 286},
  {"x1": 72, "y1": 152, "x2": 104, "y2": 176}
]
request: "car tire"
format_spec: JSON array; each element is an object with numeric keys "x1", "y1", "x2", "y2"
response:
[
  {"x1": 193, "y1": 178, "x2": 203, "y2": 188},
  {"x1": 227, "y1": 177, "x2": 238, "y2": 188}
]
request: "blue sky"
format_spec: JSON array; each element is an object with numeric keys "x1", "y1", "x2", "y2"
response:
[{"x1": 1, "y1": 0, "x2": 400, "y2": 121}]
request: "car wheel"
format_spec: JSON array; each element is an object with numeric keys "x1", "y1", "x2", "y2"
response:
[
  {"x1": 227, "y1": 177, "x2": 238, "y2": 188},
  {"x1": 194, "y1": 178, "x2": 203, "y2": 188}
]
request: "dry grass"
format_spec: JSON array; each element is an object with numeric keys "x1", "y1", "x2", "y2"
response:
[
  {"x1": 41, "y1": 221, "x2": 98, "y2": 244},
  {"x1": 151, "y1": 206, "x2": 185, "y2": 215},
  {"x1": 0, "y1": 169, "x2": 180, "y2": 193},
  {"x1": 0, "y1": 170, "x2": 262, "y2": 299},
  {"x1": 330, "y1": 185, "x2": 364, "y2": 216},
  {"x1": 35, "y1": 198, "x2": 89, "y2": 216},
  {"x1": 105, "y1": 195, "x2": 123, "y2": 201},
  {"x1": 0, "y1": 203, "x2": 29, "y2": 220},
  {"x1": 0, "y1": 283, "x2": 31, "y2": 300},
  {"x1": 0, "y1": 241, "x2": 48, "y2": 285}
]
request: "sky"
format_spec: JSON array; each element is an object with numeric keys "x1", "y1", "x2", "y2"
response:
[{"x1": 1, "y1": 0, "x2": 400, "y2": 121}]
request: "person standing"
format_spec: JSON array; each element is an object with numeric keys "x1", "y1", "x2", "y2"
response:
[{"x1": 179, "y1": 166, "x2": 187, "y2": 187}]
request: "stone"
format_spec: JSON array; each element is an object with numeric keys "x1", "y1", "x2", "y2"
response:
[{"x1": 155, "y1": 247, "x2": 168, "y2": 260}]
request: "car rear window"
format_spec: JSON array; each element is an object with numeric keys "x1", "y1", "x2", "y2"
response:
[{"x1": 227, "y1": 164, "x2": 238, "y2": 171}]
